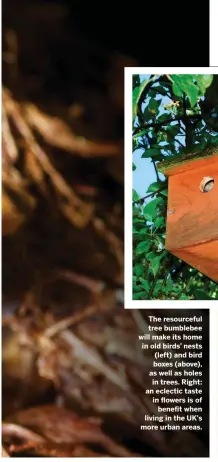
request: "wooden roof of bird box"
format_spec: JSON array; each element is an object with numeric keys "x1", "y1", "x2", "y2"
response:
[{"x1": 157, "y1": 147, "x2": 218, "y2": 282}]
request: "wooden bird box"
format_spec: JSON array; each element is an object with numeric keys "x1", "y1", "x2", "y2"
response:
[{"x1": 157, "y1": 148, "x2": 218, "y2": 282}]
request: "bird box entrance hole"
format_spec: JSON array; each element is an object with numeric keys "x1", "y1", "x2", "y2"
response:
[{"x1": 157, "y1": 148, "x2": 218, "y2": 282}]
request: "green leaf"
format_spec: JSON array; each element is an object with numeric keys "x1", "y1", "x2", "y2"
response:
[
  {"x1": 157, "y1": 131, "x2": 168, "y2": 142},
  {"x1": 132, "y1": 162, "x2": 136, "y2": 171},
  {"x1": 154, "y1": 216, "x2": 165, "y2": 228},
  {"x1": 147, "y1": 251, "x2": 158, "y2": 261},
  {"x1": 132, "y1": 189, "x2": 140, "y2": 201},
  {"x1": 186, "y1": 109, "x2": 195, "y2": 116},
  {"x1": 143, "y1": 106, "x2": 153, "y2": 121},
  {"x1": 134, "y1": 264, "x2": 144, "y2": 277},
  {"x1": 136, "y1": 240, "x2": 152, "y2": 254},
  {"x1": 153, "y1": 281, "x2": 164, "y2": 296},
  {"x1": 148, "y1": 90, "x2": 157, "y2": 98},
  {"x1": 195, "y1": 74, "x2": 213, "y2": 95},
  {"x1": 171, "y1": 75, "x2": 199, "y2": 107},
  {"x1": 133, "y1": 138, "x2": 140, "y2": 152},
  {"x1": 158, "y1": 113, "x2": 171, "y2": 122},
  {"x1": 172, "y1": 81, "x2": 183, "y2": 98},
  {"x1": 141, "y1": 148, "x2": 161, "y2": 158},
  {"x1": 185, "y1": 84, "x2": 199, "y2": 107},
  {"x1": 167, "y1": 125, "x2": 181, "y2": 137},
  {"x1": 133, "y1": 129, "x2": 149, "y2": 139},
  {"x1": 143, "y1": 197, "x2": 163, "y2": 221},
  {"x1": 150, "y1": 256, "x2": 161, "y2": 277},
  {"x1": 165, "y1": 278, "x2": 174, "y2": 293},
  {"x1": 139, "y1": 278, "x2": 150, "y2": 292},
  {"x1": 179, "y1": 294, "x2": 190, "y2": 300},
  {"x1": 192, "y1": 289, "x2": 213, "y2": 300},
  {"x1": 133, "y1": 284, "x2": 144, "y2": 293},
  {"x1": 133, "y1": 221, "x2": 147, "y2": 231},
  {"x1": 133, "y1": 217, "x2": 145, "y2": 224},
  {"x1": 146, "y1": 181, "x2": 162, "y2": 193},
  {"x1": 133, "y1": 205, "x2": 140, "y2": 214},
  {"x1": 138, "y1": 229, "x2": 151, "y2": 237},
  {"x1": 132, "y1": 79, "x2": 152, "y2": 121},
  {"x1": 148, "y1": 98, "x2": 161, "y2": 114},
  {"x1": 159, "y1": 189, "x2": 168, "y2": 197},
  {"x1": 133, "y1": 291, "x2": 146, "y2": 300}
]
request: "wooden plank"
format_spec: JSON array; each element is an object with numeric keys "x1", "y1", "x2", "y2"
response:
[
  {"x1": 157, "y1": 147, "x2": 218, "y2": 176},
  {"x1": 166, "y1": 160, "x2": 218, "y2": 250},
  {"x1": 171, "y1": 240, "x2": 218, "y2": 283}
]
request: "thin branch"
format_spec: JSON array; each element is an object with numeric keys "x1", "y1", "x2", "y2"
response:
[
  {"x1": 60, "y1": 330, "x2": 130, "y2": 391},
  {"x1": 53, "y1": 269, "x2": 105, "y2": 294},
  {"x1": 132, "y1": 186, "x2": 166, "y2": 205},
  {"x1": 175, "y1": 138, "x2": 184, "y2": 148},
  {"x1": 183, "y1": 94, "x2": 193, "y2": 148},
  {"x1": 165, "y1": 74, "x2": 174, "y2": 84},
  {"x1": 132, "y1": 310, "x2": 149, "y2": 333},
  {"x1": 133, "y1": 114, "x2": 201, "y2": 135},
  {"x1": 152, "y1": 161, "x2": 160, "y2": 181},
  {"x1": 44, "y1": 304, "x2": 103, "y2": 337},
  {"x1": 2, "y1": 423, "x2": 45, "y2": 444}
]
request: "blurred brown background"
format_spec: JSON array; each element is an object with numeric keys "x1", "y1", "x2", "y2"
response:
[{"x1": 2, "y1": 0, "x2": 210, "y2": 458}]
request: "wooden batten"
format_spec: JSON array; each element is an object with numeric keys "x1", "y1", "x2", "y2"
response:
[{"x1": 157, "y1": 147, "x2": 218, "y2": 177}]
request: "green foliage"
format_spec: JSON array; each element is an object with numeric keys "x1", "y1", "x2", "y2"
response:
[
  {"x1": 171, "y1": 75, "x2": 199, "y2": 106},
  {"x1": 132, "y1": 75, "x2": 157, "y2": 122},
  {"x1": 132, "y1": 73, "x2": 218, "y2": 300}
]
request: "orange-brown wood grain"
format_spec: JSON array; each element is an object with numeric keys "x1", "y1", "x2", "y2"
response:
[
  {"x1": 160, "y1": 154, "x2": 218, "y2": 283},
  {"x1": 171, "y1": 240, "x2": 218, "y2": 283},
  {"x1": 162, "y1": 153, "x2": 218, "y2": 177},
  {"x1": 166, "y1": 160, "x2": 218, "y2": 250}
]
